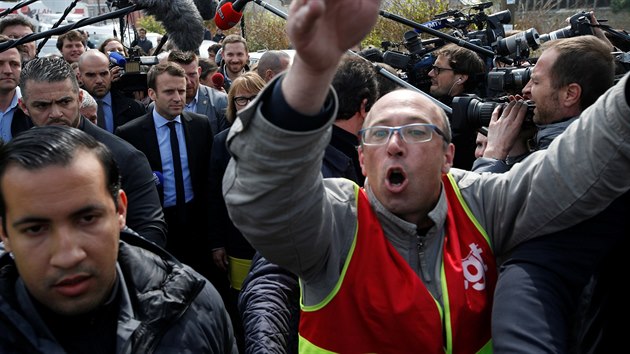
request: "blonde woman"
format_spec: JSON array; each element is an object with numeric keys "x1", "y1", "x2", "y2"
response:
[{"x1": 208, "y1": 71, "x2": 266, "y2": 350}]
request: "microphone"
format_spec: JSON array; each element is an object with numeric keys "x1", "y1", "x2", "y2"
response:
[
  {"x1": 109, "y1": 51, "x2": 127, "y2": 67},
  {"x1": 211, "y1": 72, "x2": 224, "y2": 90},
  {"x1": 133, "y1": 0, "x2": 205, "y2": 52},
  {"x1": 214, "y1": 0, "x2": 251, "y2": 30},
  {"x1": 193, "y1": 0, "x2": 219, "y2": 20},
  {"x1": 152, "y1": 171, "x2": 164, "y2": 194}
]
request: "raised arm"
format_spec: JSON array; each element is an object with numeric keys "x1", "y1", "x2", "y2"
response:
[{"x1": 282, "y1": 0, "x2": 381, "y2": 115}]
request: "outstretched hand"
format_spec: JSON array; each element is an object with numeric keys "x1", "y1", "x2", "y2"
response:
[
  {"x1": 287, "y1": 0, "x2": 381, "y2": 72},
  {"x1": 282, "y1": 0, "x2": 382, "y2": 115}
]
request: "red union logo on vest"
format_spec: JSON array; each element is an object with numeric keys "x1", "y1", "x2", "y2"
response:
[{"x1": 463, "y1": 243, "x2": 489, "y2": 291}]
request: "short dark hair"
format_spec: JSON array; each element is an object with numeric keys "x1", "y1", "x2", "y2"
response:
[
  {"x1": 434, "y1": 44, "x2": 485, "y2": 91},
  {"x1": 167, "y1": 50, "x2": 198, "y2": 66},
  {"x1": 333, "y1": 55, "x2": 379, "y2": 120},
  {"x1": 542, "y1": 36, "x2": 614, "y2": 111},
  {"x1": 0, "y1": 126, "x2": 121, "y2": 232},
  {"x1": 198, "y1": 57, "x2": 218, "y2": 80},
  {"x1": 208, "y1": 43, "x2": 221, "y2": 55},
  {"x1": 20, "y1": 56, "x2": 79, "y2": 101},
  {"x1": 147, "y1": 61, "x2": 186, "y2": 90},
  {"x1": 56, "y1": 30, "x2": 86, "y2": 51}
]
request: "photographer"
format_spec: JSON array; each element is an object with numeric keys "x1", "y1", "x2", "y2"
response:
[
  {"x1": 428, "y1": 43, "x2": 485, "y2": 105},
  {"x1": 471, "y1": 36, "x2": 623, "y2": 353},
  {"x1": 78, "y1": 50, "x2": 147, "y2": 133},
  {"x1": 429, "y1": 43, "x2": 486, "y2": 169}
]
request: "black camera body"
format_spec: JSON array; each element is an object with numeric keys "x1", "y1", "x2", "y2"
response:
[
  {"x1": 486, "y1": 66, "x2": 532, "y2": 95},
  {"x1": 381, "y1": 30, "x2": 440, "y2": 92},
  {"x1": 539, "y1": 11, "x2": 595, "y2": 43},
  {"x1": 451, "y1": 95, "x2": 535, "y2": 133}
]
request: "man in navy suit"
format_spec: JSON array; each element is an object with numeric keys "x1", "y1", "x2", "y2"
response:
[
  {"x1": 78, "y1": 50, "x2": 146, "y2": 133},
  {"x1": 167, "y1": 50, "x2": 229, "y2": 135},
  {"x1": 116, "y1": 62, "x2": 214, "y2": 278}
]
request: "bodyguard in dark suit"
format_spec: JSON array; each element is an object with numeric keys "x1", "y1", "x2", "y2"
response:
[
  {"x1": 78, "y1": 50, "x2": 146, "y2": 133},
  {"x1": 116, "y1": 62, "x2": 214, "y2": 278},
  {"x1": 16, "y1": 56, "x2": 168, "y2": 247}
]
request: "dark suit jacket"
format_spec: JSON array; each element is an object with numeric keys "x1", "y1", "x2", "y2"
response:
[
  {"x1": 115, "y1": 110, "x2": 213, "y2": 208},
  {"x1": 111, "y1": 90, "x2": 147, "y2": 132},
  {"x1": 10, "y1": 108, "x2": 33, "y2": 139},
  {"x1": 10, "y1": 114, "x2": 167, "y2": 247},
  {"x1": 115, "y1": 111, "x2": 214, "y2": 270},
  {"x1": 80, "y1": 118, "x2": 167, "y2": 246}
]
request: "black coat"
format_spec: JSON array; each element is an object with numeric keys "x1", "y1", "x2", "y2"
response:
[
  {"x1": 110, "y1": 90, "x2": 147, "y2": 133},
  {"x1": 0, "y1": 230, "x2": 238, "y2": 353}
]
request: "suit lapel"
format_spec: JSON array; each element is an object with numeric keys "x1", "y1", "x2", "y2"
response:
[
  {"x1": 196, "y1": 87, "x2": 209, "y2": 115},
  {"x1": 141, "y1": 114, "x2": 162, "y2": 172}
]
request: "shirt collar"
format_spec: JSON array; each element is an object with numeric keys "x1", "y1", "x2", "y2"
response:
[
  {"x1": 101, "y1": 91, "x2": 112, "y2": 106},
  {"x1": 152, "y1": 109, "x2": 182, "y2": 128}
]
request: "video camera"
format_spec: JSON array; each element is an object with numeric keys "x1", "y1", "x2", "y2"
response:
[
  {"x1": 462, "y1": 2, "x2": 511, "y2": 48},
  {"x1": 451, "y1": 95, "x2": 535, "y2": 133},
  {"x1": 381, "y1": 30, "x2": 441, "y2": 92},
  {"x1": 110, "y1": 47, "x2": 159, "y2": 92},
  {"x1": 539, "y1": 11, "x2": 595, "y2": 43},
  {"x1": 486, "y1": 66, "x2": 532, "y2": 95}
]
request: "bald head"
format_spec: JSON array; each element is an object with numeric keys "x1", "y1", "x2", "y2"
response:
[
  {"x1": 78, "y1": 49, "x2": 112, "y2": 99},
  {"x1": 78, "y1": 49, "x2": 109, "y2": 67},
  {"x1": 365, "y1": 89, "x2": 451, "y2": 144},
  {"x1": 256, "y1": 50, "x2": 291, "y2": 82}
]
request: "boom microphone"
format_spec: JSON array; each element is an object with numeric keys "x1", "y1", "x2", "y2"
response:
[
  {"x1": 193, "y1": 0, "x2": 219, "y2": 20},
  {"x1": 214, "y1": 0, "x2": 252, "y2": 30},
  {"x1": 132, "y1": 0, "x2": 204, "y2": 52},
  {"x1": 211, "y1": 72, "x2": 224, "y2": 90}
]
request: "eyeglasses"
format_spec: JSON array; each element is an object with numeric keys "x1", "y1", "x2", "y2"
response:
[
  {"x1": 233, "y1": 95, "x2": 257, "y2": 106},
  {"x1": 430, "y1": 65, "x2": 454, "y2": 75},
  {"x1": 359, "y1": 123, "x2": 447, "y2": 146}
]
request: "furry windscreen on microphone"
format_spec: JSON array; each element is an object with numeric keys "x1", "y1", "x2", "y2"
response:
[
  {"x1": 193, "y1": 0, "x2": 219, "y2": 20},
  {"x1": 132, "y1": 0, "x2": 205, "y2": 52}
]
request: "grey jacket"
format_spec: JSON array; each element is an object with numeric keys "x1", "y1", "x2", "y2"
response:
[
  {"x1": 223, "y1": 73, "x2": 630, "y2": 307},
  {"x1": 196, "y1": 84, "x2": 229, "y2": 136},
  {"x1": 0, "y1": 231, "x2": 238, "y2": 353}
]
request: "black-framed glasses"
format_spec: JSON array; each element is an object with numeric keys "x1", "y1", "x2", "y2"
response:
[
  {"x1": 430, "y1": 65, "x2": 454, "y2": 75},
  {"x1": 233, "y1": 95, "x2": 257, "y2": 106},
  {"x1": 359, "y1": 123, "x2": 447, "y2": 146}
]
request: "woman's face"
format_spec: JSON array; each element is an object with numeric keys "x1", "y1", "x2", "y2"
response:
[
  {"x1": 232, "y1": 89, "x2": 257, "y2": 112},
  {"x1": 104, "y1": 41, "x2": 125, "y2": 55}
]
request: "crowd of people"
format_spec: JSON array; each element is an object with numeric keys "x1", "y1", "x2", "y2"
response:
[{"x1": 0, "y1": 1, "x2": 628, "y2": 352}]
